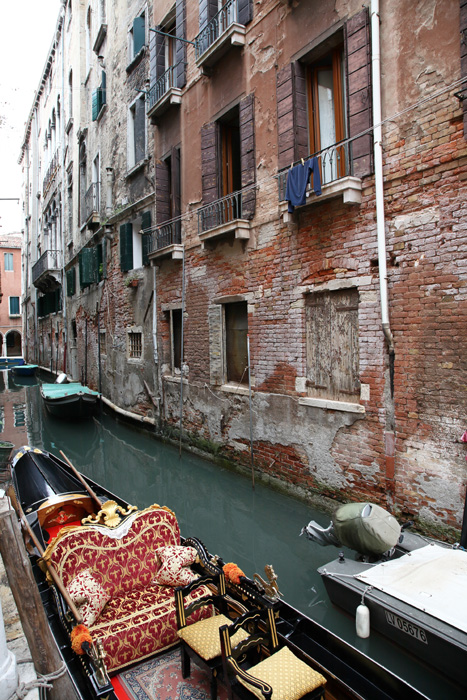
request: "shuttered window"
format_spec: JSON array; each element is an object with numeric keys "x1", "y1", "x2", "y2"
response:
[
  {"x1": 9, "y1": 297, "x2": 20, "y2": 316},
  {"x1": 92, "y1": 71, "x2": 106, "y2": 121},
  {"x1": 276, "y1": 7, "x2": 372, "y2": 178},
  {"x1": 128, "y1": 95, "x2": 146, "y2": 168},
  {"x1": 306, "y1": 288, "x2": 360, "y2": 402},
  {"x1": 79, "y1": 248, "x2": 97, "y2": 287},
  {"x1": 120, "y1": 222, "x2": 133, "y2": 272},
  {"x1": 132, "y1": 15, "x2": 146, "y2": 57},
  {"x1": 200, "y1": 95, "x2": 256, "y2": 217}
]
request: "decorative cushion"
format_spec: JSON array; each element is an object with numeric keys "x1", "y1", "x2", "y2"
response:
[
  {"x1": 237, "y1": 646, "x2": 326, "y2": 700},
  {"x1": 154, "y1": 545, "x2": 198, "y2": 587},
  {"x1": 67, "y1": 569, "x2": 110, "y2": 626},
  {"x1": 178, "y1": 614, "x2": 249, "y2": 661}
]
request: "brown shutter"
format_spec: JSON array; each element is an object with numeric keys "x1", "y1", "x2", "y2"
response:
[
  {"x1": 461, "y1": 0, "x2": 467, "y2": 135},
  {"x1": 156, "y1": 159, "x2": 170, "y2": 224},
  {"x1": 239, "y1": 94, "x2": 256, "y2": 219},
  {"x1": 154, "y1": 26, "x2": 165, "y2": 81},
  {"x1": 176, "y1": 0, "x2": 186, "y2": 89},
  {"x1": 201, "y1": 122, "x2": 219, "y2": 204},
  {"x1": 345, "y1": 7, "x2": 373, "y2": 178},
  {"x1": 276, "y1": 62, "x2": 308, "y2": 171}
]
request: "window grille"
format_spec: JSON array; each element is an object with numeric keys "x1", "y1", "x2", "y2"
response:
[{"x1": 128, "y1": 331, "x2": 142, "y2": 359}]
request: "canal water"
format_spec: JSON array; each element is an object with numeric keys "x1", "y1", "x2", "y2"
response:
[{"x1": 0, "y1": 370, "x2": 461, "y2": 700}]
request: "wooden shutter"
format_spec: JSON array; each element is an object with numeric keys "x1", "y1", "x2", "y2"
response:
[
  {"x1": 141, "y1": 210, "x2": 152, "y2": 265},
  {"x1": 171, "y1": 146, "x2": 181, "y2": 219},
  {"x1": 345, "y1": 7, "x2": 373, "y2": 178},
  {"x1": 175, "y1": 0, "x2": 187, "y2": 89},
  {"x1": 79, "y1": 248, "x2": 96, "y2": 286},
  {"x1": 154, "y1": 25, "x2": 165, "y2": 81},
  {"x1": 156, "y1": 159, "x2": 170, "y2": 224},
  {"x1": 461, "y1": 0, "x2": 467, "y2": 136},
  {"x1": 66, "y1": 268, "x2": 76, "y2": 297},
  {"x1": 199, "y1": 0, "x2": 218, "y2": 31},
  {"x1": 133, "y1": 15, "x2": 145, "y2": 56},
  {"x1": 239, "y1": 94, "x2": 256, "y2": 219},
  {"x1": 92, "y1": 89, "x2": 99, "y2": 121},
  {"x1": 237, "y1": 0, "x2": 253, "y2": 26},
  {"x1": 119, "y1": 223, "x2": 133, "y2": 271},
  {"x1": 276, "y1": 62, "x2": 308, "y2": 171},
  {"x1": 149, "y1": 26, "x2": 158, "y2": 84},
  {"x1": 201, "y1": 122, "x2": 219, "y2": 204},
  {"x1": 101, "y1": 70, "x2": 106, "y2": 108},
  {"x1": 306, "y1": 289, "x2": 359, "y2": 401},
  {"x1": 208, "y1": 304, "x2": 224, "y2": 385}
]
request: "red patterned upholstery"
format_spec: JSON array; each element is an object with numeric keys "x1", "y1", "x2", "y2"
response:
[{"x1": 45, "y1": 506, "x2": 212, "y2": 672}]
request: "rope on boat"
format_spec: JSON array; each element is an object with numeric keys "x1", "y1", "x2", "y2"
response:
[{"x1": 7, "y1": 662, "x2": 68, "y2": 700}]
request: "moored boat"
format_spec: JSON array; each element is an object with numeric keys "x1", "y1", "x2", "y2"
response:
[
  {"x1": 40, "y1": 382, "x2": 100, "y2": 418},
  {"x1": 7, "y1": 447, "x2": 431, "y2": 700},
  {"x1": 12, "y1": 364, "x2": 38, "y2": 376},
  {"x1": 302, "y1": 502, "x2": 467, "y2": 689}
]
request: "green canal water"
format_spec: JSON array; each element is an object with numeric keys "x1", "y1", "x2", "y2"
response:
[{"x1": 0, "y1": 370, "x2": 461, "y2": 700}]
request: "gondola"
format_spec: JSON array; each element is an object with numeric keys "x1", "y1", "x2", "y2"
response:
[
  {"x1": 302, "y1": 502, "x2": 467, "y2": 689},
  {"x1": 12, "y1": 364, "x2": 38, "y2": 376},
  {"x1": 40, "y1": 382, "x2": 100, "y2": 418},
  {"x1": 8, "y1": 446, "x2": 430, "y2": 700}
]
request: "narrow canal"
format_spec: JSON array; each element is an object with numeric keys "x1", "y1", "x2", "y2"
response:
[{"x1": 0, "y1": 370, "x2": 461, "y2": 700}]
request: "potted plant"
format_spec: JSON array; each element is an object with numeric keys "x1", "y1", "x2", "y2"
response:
[{"x1": 124, "y1": 272, "x2": 142, "y2": 288}]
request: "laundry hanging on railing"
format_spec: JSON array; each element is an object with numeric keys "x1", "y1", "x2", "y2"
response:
[{"x1": 285, "y1": 158, "x2": 322, "y2": 213}]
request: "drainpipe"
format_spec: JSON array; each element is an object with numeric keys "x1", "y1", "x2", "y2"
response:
[
  {"x1": 371, "y1": 0, "x2": 395, "y2": 372},
  {"x1": 371, "y1": 0, "x2": 396, "y2": 504}
]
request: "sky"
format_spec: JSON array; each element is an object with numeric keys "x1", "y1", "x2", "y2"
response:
[{"x1": 0, "y1": 1, "x2": 62, "y2": 235}]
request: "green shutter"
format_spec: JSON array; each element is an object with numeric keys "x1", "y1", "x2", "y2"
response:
[
  {"x1": 141, "y1": 210, "x2": 152, "y2": 266},
  {"x1": 101, "y1": 71, "x2": 106, "y2": 108},
  {"x1": 120, "y1": 223, "x2": 133, "y2": 271},
  {"x1": 133, "y1": 15, "x2": 145, "y2": 56},
  {"x1": 79, "y1": 248, "x2": 96, "y2": 287},
  {"x1": 92, "y1": 89, "x2": 99, "y2": 121},
  {"x1": 66, "y1": 268, "x2": 76, "y2": 297}
]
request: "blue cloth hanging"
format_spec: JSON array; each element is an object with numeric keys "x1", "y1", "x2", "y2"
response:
[{"x1": 285, "y1": 158, "x2": 322, "y2": 213}]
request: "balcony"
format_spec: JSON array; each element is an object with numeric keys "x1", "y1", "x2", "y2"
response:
[
  {"x1": 147, "y1": 220, "x2": 184, "y2": 261},
  {"x1": 81, "y1": 182, "x2": 100, "y2": 228},
  {"x1": 198, "y1": 191, "x2": 250, "y2": 246},
  {"x1": 146, "y1": 66, "x2": 182, "y2": 122},
  {"x1": 278, "y1": 142, "x2": 362, "y2": 223},
  {"x1": 195, "y1": 0, "x2": 246, "y2": 72},
  {"x1": 32, "y1": 249, "x2": 61, "y2": 291}
]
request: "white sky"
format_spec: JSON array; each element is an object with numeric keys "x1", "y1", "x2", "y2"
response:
[{"x1": 0, "y1": 1, "x2": 62, "y2": 234}]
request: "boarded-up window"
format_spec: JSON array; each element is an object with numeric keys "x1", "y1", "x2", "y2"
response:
[
  {"x1": 225, "y1": 301, "x2": 248, "y2": 384},
  {"x1": 306, "y1": 288, "x2": 359, "y2": 401}
]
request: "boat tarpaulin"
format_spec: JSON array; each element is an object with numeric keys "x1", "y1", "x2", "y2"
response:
[{"x1": 356, "y1": 543, "x2": 467, "y2": 633}]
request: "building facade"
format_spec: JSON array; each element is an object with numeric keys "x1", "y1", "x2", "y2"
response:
[
  {"x1": 0, "y1": 234, "x2": 23, "y2": 357},
  {"x1": 21, "y1": 0, "x2": 467, "y2": 536}
]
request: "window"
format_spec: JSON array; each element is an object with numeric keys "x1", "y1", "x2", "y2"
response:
[
  {"x1": 128, "y1": 95, "x2": 146, "y2": 169},
  {"x1": 128, "y1": 331, "x2": 142, "y2": 359},
  {"x1": 155, "y1": 147, "x2": 181, "y2": 240},
  {"x1": 305, "y1": 288, "x2": 360, "y2": 403},
  {"x1": 307, "y1": 47, "x2": 346, "y2": 183},
  {"x1": 9, "y1": 297, "x2": 20, "y2": 316},
  {"x1": 200, "y1": 94, "x2": 256, "y2": 230},
  {"x1": 66, "y1": 268, "x2": 76, "y2": 297},
  {"x1": 169, "y1": 308, "x2": 182, "y2": 372},
  {"x1": 99, "y1": 330, "x2": 106, "y2": 356},
  {"x1": 276, "y1": 7, "x2": 372, "y2": 179},
  {"x1": 130, "y1": 12, "x2": 146, "y2": 62},
  {"x1": 119, "y1": 212, "x2": 151, "y2": 271},
  {"x1": 92, "y1": 71, "x2": 106, "y2": 120},
  {"x1": 225, "y1": 301, "x2": 248, "y2": 384},
  {"x1": 4, "y1": 253, "x2": 13, "y2": 271}
]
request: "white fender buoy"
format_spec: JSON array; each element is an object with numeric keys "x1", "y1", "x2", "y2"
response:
[{"x1": 356, "y1": 602, "x2": 370, "y2": 638}]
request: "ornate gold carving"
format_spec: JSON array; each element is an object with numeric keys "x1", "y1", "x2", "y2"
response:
[
  {"x1": 88, "y1": 638, "x2": 110, "y2": 688},
  {"x1": 82, "y1": 500, "x2": 138, "y2": 528},
  {"x1": 253, "y1": 565, "x2": 282, "y2": 602}
]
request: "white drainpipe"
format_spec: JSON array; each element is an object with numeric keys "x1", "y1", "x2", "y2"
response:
[{"x1": 371, "y1": 0, "x2": 394, "y2": 356}]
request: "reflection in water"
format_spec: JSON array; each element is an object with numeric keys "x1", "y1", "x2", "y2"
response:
[{"x1": 0, "y1": 377, "x2": 461, "y2": 700}]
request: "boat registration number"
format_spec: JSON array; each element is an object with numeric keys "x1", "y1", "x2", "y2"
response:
[{"x1": 385, "y1": 611, "x2": 428, "y2": 644}]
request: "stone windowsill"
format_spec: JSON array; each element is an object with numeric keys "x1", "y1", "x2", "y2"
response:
[
  {"x1": 221, "y1": 383, "x2": 249, "y2": 396},
  {"x1": 280, "y1": 176, "x2": 362, "y2": 223},
  {"x1": 298, "y1": 396, "x2": 365, "y2": 414}
]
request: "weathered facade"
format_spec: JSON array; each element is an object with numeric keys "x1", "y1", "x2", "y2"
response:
[
  {"x1": 0, "y1": 234, "x2": 23, "y2": 357},
  {"x1": 21, "y1": 0, "x2": 467, "y2": 535}
]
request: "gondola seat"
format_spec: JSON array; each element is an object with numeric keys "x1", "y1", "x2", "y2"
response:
[{"x1": 43, "y1": 504, "x2": 212, "y2": 672}]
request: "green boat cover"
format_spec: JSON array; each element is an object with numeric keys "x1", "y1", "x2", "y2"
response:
[
  {"x1": 41, "y1": 382, "x2": 100, "y2": 398},
  {"x1": 333, "y1": 502, "x2": 401, "y2": 555}
]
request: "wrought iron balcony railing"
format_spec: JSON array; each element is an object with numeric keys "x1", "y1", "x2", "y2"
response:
[
  {"x1": 32, "y1": 249, "x2": 61, "y2": 284},
  {"x1": 277, "y1": 142, "x2": 351, "y2": 202},
  {"x1": 147, "y1": 66, "x2": 177, "y2": 112},
  {"x1": 198, "y1": 191, "x2": 243, "y2": 234},
  {"x1": 195, "y1": 0, "x2": 238, "y2": 59},
  {"x1": 82, "y1": 182, "x2": 100, "y2": 225},
  {"x1": 147, "y1": 220, "x2": 182, "y2": 253}
]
